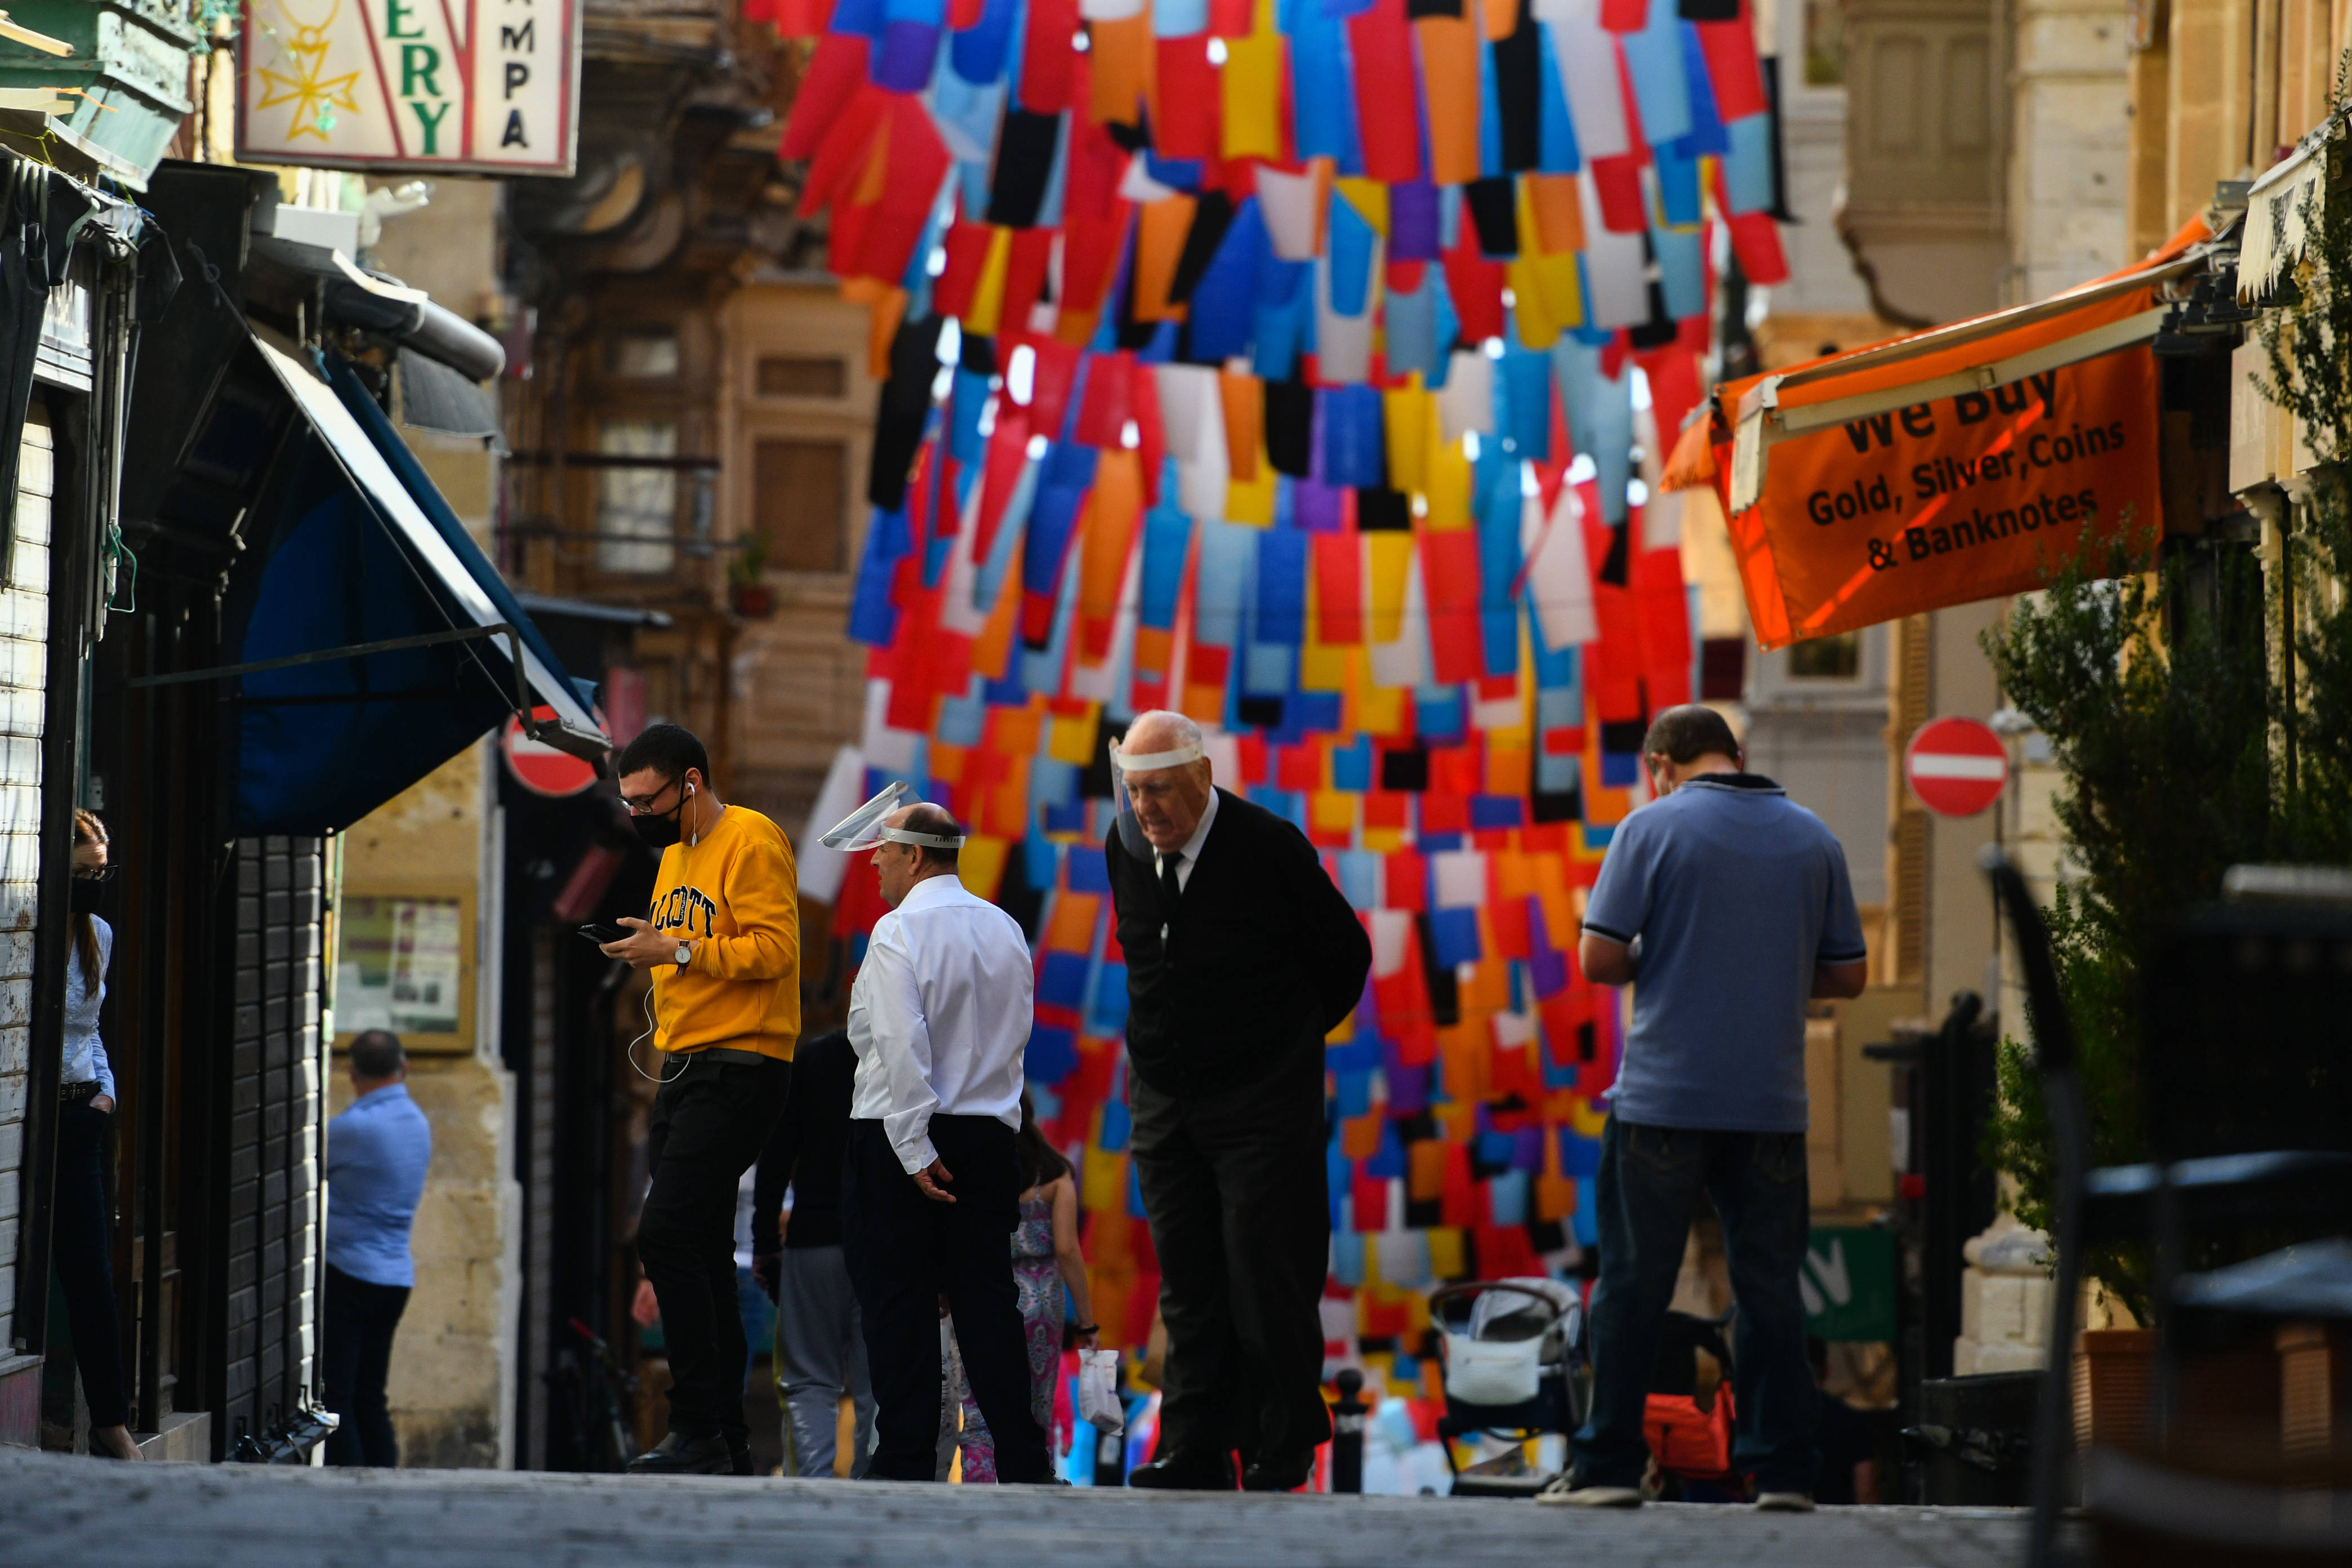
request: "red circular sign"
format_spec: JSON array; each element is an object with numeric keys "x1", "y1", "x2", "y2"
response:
[
  {"x1": 1904, "y1": 715, "x2": 2010, "y2": 817},
  {"x1": 502, "y1": 707, "x2": 598, "y2": 798}
]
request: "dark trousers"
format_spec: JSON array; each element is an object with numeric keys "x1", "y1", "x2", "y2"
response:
[
  {"x1": 52, "y1": 1099, "x2": 129, "y2": 1432},
  {"x1": 1129, "y1": 1046, "x2": 1332, "y2": 1462},
  {"x1": 1571, "y1": 1117, "x2": 1820, "y2": 1494},
  {"x1": 638, "y1": 1051, "x2": 791, "y2": 1443},
  {"x1": 322, "y1": 1263, "x2": 411, "y2": 1467},
  {"x1": 840, "y1": 1115, "x2": 1050, "y2": 1482}
]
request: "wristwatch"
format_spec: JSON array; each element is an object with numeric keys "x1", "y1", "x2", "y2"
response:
[{"x1": 672, "y1": 940, "x2": 693, "y2": 968}]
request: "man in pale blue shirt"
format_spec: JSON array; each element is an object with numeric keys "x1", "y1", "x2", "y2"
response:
[
  {"x1": 323, "y1": 1029, "x2": 433, "y2": 1467},
  {"x1": 1542, "y1": 706, "x2": 1869, "y2": 1513}
]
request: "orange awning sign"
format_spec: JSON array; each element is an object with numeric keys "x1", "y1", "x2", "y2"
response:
[{"x1": 1696, "y1": 233, "x2": 2208, "y2": 651}]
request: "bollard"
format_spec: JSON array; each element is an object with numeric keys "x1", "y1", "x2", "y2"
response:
[
  {"x1": 1096, "y1": 1404, "x2": 1128, "y2": 1487},
  {"x1": 1330, "y1": 1369, "x2": 1367, "y2": 1494}
]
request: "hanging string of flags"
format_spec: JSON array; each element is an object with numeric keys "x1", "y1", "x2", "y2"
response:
[{"x1": 771, "y1": 0, "x2": 1781, "y2": 1369}]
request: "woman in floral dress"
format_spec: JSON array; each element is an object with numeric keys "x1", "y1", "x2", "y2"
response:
[{"x1": 952, "y1": 1092, "x2": 1099, "y2": 1481}]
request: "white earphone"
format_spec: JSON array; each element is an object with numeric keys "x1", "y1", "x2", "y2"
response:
[{"x1": 625, "y1": 983, "x2": 678, "y2": 1084}]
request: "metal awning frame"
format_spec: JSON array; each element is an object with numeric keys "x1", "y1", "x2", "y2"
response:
[
  {"x1": 241, "y1": 324, "x2": 609, "y2": 761},
  {"x1": 124, "y1": 621, "x2": 527, "y2": 700},
  {"x1": 119, "y1": 621, "x2": 603, "y2": 752}
]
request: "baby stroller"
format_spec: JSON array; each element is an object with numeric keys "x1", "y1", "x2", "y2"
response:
[{"x1": 1429, "y1": 1278, "x2": 1586, "y2": 1498}]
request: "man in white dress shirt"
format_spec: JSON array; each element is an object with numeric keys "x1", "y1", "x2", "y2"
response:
[{"x1": 840, "y1": 801, "x2": 1051, "y2": 1483}]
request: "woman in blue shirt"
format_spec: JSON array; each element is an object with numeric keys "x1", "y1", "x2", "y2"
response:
[{"x1": 57, "y1": 809, "x2": 137, "y2": 1460}]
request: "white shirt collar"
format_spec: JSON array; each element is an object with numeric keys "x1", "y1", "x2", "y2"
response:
[
  {"x1": 1168, "y1": 786, "x2": 1219, "y2": 868},
  {"x1": 896, "y1": 872, "x2": 966, "y2": 912}
]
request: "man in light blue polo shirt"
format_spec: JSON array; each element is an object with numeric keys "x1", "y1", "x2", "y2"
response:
[
  {"x1": 323, "y1": 1028, "x2": 434, "y2": 1467},
  {"x1": 1541, "y1": 706, "x2": 1868, "y2": 1513}
]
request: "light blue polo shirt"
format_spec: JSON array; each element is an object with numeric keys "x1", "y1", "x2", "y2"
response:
[
  {"x1": 1582, "y1": 774, "x2": 1867, "y2": 1133},
  {"x1": 325, "y1": 1084, "x2": 434, "y2": 1288}
]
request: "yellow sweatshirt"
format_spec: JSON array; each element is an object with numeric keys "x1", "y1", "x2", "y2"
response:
[{"x1": 647, "y1": 804, "x2": 800, "y2": 1060}]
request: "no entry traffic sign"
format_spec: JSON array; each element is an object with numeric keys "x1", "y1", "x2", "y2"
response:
[
  {"x1": 1905, "y1": 716, "x2": 2010, "y2": 817},
  {"x1": 504, "y1": 707, "x2": 599, "y2": 798}
]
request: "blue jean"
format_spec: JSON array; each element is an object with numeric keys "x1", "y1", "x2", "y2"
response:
[
  {"x1": 1570, "y1": 1117, "x2": 1819, "y2": 1494},
  {"x1": 738, "y1": 1266, "x2": 778, "y2": 1392}
]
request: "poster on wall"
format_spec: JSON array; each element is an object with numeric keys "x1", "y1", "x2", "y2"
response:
[
  {"x1": 237, "y1": 0, "x2": 581, "y2": 176},
  {"x1": 335, "y1": 893, "x2": 466, "y2": 1040}
]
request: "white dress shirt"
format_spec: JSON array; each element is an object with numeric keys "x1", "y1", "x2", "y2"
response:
[
  {"x1": 1154, "y1": 786, "x2": 1219, "y2": 894},
  {"x1": 848, "y1": 872, "x2": 1035, "y2": 1174}
]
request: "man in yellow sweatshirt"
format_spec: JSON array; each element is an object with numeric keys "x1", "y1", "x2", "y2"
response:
[{"x1": 602, "y1": 722, "x2": 798, "y2": 1475}]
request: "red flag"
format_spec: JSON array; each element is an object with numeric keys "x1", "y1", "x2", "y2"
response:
[
  {"x1": 1021, "y1": 0, "x2": 1080, "y2": 113},
  {"x1": 1348, "y1": 0, "x2": 1424, "y2": 182}
]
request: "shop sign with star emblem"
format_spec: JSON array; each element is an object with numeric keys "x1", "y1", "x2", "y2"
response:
[{"x1": 237, "y1": 0, "x2": 580, "y2": 176}]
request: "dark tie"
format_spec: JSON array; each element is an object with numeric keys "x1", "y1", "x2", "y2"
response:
[{"x1": 1159, "y1": 850, "x2": 1183, "y2": 911}]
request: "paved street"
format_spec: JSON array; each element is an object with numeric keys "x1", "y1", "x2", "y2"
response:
[{"x1": 0, "y1": 1447, "x2": 2066, "y2": 1567}]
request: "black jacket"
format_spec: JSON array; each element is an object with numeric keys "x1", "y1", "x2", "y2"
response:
[
  {"x1": 751, "y1": 1030, "x2": 853, "y2": 1251},
  {"x1": 1106, "y1": 788, "x2": 1372, "y2": 1097}
]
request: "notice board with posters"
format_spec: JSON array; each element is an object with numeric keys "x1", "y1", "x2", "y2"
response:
[
  {"x1": 237, "y1": 0, "x2": 581, "y2": 176},
  {"x1": 332, "y1": 881, "x2": 476, "y2": 1054}
]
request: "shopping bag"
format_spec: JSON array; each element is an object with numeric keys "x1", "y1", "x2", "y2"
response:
[
  {"x1": 1078, "y1": 1348, "x2": 1125, "y2": 1436},
  {"x1": 1643, "y1": 1387, "x2": 1736, "y2": 1479},
  {"x1": 1442, "y1": 1329, "x2": 1545, "y2": 1406}
]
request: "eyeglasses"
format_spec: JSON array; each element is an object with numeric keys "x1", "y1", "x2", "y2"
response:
[
  {"x1": 621, "y1": 776, "x2": 683, "y2": 816},
  {"x1": 72, "y1": 864, "x2": 115, "y2": 882}
]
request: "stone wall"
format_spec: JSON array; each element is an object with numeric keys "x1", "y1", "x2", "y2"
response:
[
  {"x1": 330, "y1": 743, "x2": 514, "y2": 1467},
  {"x1": 2008, "y1": 0, "x2": 2130, "y2": 301},
  {"x1": 366, "y1": 176, "x2": 502, "y2": 554},
  {"x1": 719, "y1": 282, "x2": 874, "y2": 834}
]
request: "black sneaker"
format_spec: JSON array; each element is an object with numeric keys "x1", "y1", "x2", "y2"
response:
[{"x1": 628, "y1": 1431, "x2": 736, "y2": 1475}]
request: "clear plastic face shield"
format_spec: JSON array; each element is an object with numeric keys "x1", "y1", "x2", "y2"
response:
[
  {"x1": 817, "y1": 779, "x2": 968, "y2": 852},
  {"x1": 1107, "y1": 731, "x2": 1205, "y2": 859}
]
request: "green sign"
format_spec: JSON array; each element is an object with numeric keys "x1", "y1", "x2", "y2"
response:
[{"x1": 1801, "y1": 1227, "x2": 1897, "y2": 1341}]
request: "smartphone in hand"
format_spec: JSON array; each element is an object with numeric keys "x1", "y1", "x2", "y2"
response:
[{"x1": 577, "y1": 921, "x2": 628, "y2": 946}]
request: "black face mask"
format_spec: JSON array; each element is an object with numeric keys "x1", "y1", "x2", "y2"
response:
[
  {"x1": 69, "y1": 877, "x2": 103, "y2": 915},
  {"x1": 631, "y1": 782, "x2": 692, "y2": 852}
]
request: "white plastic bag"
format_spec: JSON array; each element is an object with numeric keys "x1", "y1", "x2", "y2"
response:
[
  {"x1": 1442, "y1": 1331, "x2": 1544, "y2": 1407},
  {"x1": 1077, "y1": 1348, "x2": 1125, "y2": 1436}
]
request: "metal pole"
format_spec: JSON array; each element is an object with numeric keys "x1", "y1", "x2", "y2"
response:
[
  {"x1": 1984, "y1": 849, "x2": 2086, "y2": 1568},
  {"x1": 1330, "y1": 1369, "x2": 1367, "y2": 1494},
  {"x1": 135, "y1": 621, "x2": 168, "y2": 1435},
  {"x1": 1096, "y1": 1365, "x2": 1128, "y2": 1487}
]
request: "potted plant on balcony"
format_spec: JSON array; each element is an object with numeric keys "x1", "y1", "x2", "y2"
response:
[{"x1": 727, "y1": 531, "x2": 775, "y2": 619}]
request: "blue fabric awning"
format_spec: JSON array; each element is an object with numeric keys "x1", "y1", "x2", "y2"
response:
[{"x1": 220, "y1": 331, "x2": 607, "y2": 834}]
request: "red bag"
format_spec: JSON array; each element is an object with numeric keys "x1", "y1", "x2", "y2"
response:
[{"x1": 1643, "y1": 1386, "x2": 1736, "y2": 1480}]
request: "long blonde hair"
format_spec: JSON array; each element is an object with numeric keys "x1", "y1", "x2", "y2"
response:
[{"x1": 72, "y1": 809, "x2": 105, "y2": 991}]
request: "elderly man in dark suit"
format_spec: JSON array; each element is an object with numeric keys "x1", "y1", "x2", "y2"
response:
[{"x1": 1103, "y1": 710, "x2": 1371, "y2": 1492}]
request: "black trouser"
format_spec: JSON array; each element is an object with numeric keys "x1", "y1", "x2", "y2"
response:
[
  {"x1": 1572, "y1": 1119, "x2": 1820, "y2": 1493},
  {"x1": 638, "y1": 1050, "x2": 791, "y2": 1444},
  {"x1": 52, "y1": 1098, "x2": 128, "y2": 1432},
  {"x1": 840, "y1": 1115, "x2": 1050, "y2": 1482},
  {"x1": 1129, "y1": 1045, "x2": 1332, "y2": 1463},
  {"x1": 322, "y1": 1263, "x2": 411, "y2": 1467}
]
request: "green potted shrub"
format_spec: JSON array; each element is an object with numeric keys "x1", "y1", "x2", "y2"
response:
[{"x1": 727, "y1": 530, "x2": 775, "y2": 619}]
